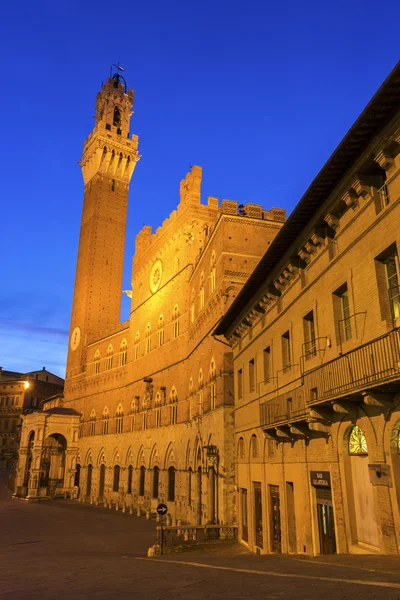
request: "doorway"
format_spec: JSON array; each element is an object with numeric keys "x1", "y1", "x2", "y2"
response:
[
  {"x1": 286, "y1": 481, "x2": 297, "y2": 553},
  {"x1": 40, "y1": 434, "x2": 67, "y2": 496},
  {"x1": 254, "y1": 482, "x2": 263, "y2": 548},
  {"x1": 269, "y1": 485, "x2": 281, "y2": 552},
  {"x1": 316, "y1": 488, "x2": 336, "y2": 554},
  {"x1": 99, "y1": 464, "x2": 106, "y2": 500},
  {"x1": 86, "y1": 464, "x2": 93, "y2": 497}
]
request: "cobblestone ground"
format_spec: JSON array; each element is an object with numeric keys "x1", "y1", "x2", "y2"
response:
[{"x1": 1, "y1": 473, "x2": 400, "y2": 599}]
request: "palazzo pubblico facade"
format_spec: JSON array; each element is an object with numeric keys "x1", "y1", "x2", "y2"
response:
[{"x1": 13, "y1": 71, "x2": 285, "y2": 527}]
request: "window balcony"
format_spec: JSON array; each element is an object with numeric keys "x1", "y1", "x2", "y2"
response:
[{"x1": 303, "y1": 329, "x2": 400, "y2": 405}]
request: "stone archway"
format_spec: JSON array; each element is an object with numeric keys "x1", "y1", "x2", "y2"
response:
[{"x1": 40, "y1": 434, "x2": 67, "y2": 497}]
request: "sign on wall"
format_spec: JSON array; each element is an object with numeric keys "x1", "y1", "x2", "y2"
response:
[{"x1": 310, "y1": 471, "x2": 331, "y2": 488}]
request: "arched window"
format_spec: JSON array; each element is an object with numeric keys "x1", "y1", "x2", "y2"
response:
[
  {"x1": 146, "y1": 323, "x2": 151, "y2": 353},
  {"x1": 210, "y1": 251, "x2": 216, "y2": 293},
  {"x1": 94, "y1": 350, "x2": 101, "y2": 374},
  {"x1": 170, "y1": 386, "x2": 178, "y2": 424},
  {"x1": 168, "y1": 466, "x2": 176, "y2": 501},
  {"x1": 153, "y1": 466, "x2": 159, "y2": 498},
  {"x1": 238, "y1": 437, "x2": 245, "y2": 458},
  {"x1": 158, "y1": 315, "x2": 164, "y2": 346},
  {"x1": 113, "y1": 106, "x2": 121, "y2": 126},
  {"x1": 79, "y1": 413, "x2": 84, "y2": 438},
  {"x1": 120, "y1": 339, "x2": 128, "y2": 366},
  {"x1": 173, "y1": 305, "x2": 179, "y2": 338},
  {"x1": 116, "y1": 404, "x2": 124, "y2": 434},
  {"x1": 190, "y1": 289, "x2": 195, "y2": 323},
  {"x1": 198, "y1": 369, "x2": 204, "y2": 415},
  {"x1": 391, "y1": 420, "x2": 400, "y2": 453},
  {"x1": 89, "y1": 409, "x2": 96, "y2": 436},
  {"x1": 102, "y1": 407, "x2": 109, "y2": 435},
  {"x1": 210, "y1": 358, "x2": 217, "y2": 410},
  {"x1": 251, "y1": 434, "x2": 258, "y2": 458},
  {"x1": 106, "y1": 345, "x2": 113, "y2": 370},
  {"x1": 127, "y1": 465, "x2": 133, "y2": 494},
  {"x1": 349, "y1": 425, "x2": 368, "y2": 455},
  {"x1": 139, "y1": 465, "x2": 146, "y2": 496},
  {"x1": 199, "y1": 272, "x2": 205, "y2": 309},
  {"x1": 135, "y1": 331, "x2": 140, "y2": 360},
  {"x1": 113, "y1": 465, "x2": 120, "y2": 492}
]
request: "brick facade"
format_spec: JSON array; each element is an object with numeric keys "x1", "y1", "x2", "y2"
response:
[{"x1": 216, "y1": 63, "x2": 400, "y2": 555}]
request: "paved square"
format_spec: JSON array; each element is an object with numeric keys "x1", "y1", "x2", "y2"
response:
[{"x1": 2, "y1": 474, "x2": 400, "y2": 599}]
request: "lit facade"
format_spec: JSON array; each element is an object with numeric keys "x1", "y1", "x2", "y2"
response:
[
  {"x1": 215, "y1": 63, "x2": 400, "y2": 555},
  {"x1": 0, "y1": 368, "x2": 64, "y2": 471},
  {"x1": 14, "y1": 71, "x2": 285, "y2": 522}
]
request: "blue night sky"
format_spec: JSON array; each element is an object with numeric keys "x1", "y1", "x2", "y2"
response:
[{"x1": 1, "y1": 1, "x2": 399, "y2": 378}]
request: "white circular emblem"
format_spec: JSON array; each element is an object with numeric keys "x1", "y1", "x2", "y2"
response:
[
  {"x1": 149, "y1": 259, "x2": 163, "y2": 294},
  {"x1": 70, "y1": 326, "x2": 81, "y2": 351}
]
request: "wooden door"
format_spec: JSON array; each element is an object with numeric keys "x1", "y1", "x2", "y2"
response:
[
  {"x1": 269, "y1": 485, "x2": 281, "y2": 553},
  {"x1": 316, "y1": 488, "x2": 336, "y2": 554}
]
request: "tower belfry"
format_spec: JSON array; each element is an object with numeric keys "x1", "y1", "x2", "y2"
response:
[{"x1": 66, "y1": 71, "x2": 139, "y2": 377}]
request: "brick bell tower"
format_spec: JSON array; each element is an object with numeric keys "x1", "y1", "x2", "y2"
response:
[{"x1": 66, "y1": 70, "x2": 139, "y2": 377}]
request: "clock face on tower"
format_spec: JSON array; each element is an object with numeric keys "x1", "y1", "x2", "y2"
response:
[
  {"x1": 149, "y1": 259, "x2": 163, "y2": 294},
  {"x1": 70, "y1": 326, "x2": 81, "y2": 351}
]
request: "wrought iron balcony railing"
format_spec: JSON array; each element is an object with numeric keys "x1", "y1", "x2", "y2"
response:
[
  {"x1": 260, "y1": 386, "x2": 306, "y2": 427},
  {"x1": 303, "y1": 329, "x2": 400, "y2": 404}
]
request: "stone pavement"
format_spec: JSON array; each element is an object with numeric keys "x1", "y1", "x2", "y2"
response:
[{"x1": 1, "y1": 473, "x2": 400, "y2": 599}]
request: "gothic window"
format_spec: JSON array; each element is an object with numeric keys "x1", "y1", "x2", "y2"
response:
[
  {"x1": 156, "y1": 408, "x2": 162, "y2": 427},
  {"x1": 127, "y1": 465, "x2": 133, "y2": 494},
  {"x1": 348, "y1": 425, "x2": 368, "y2": 455},
  {"x1": 146, "y1": 323, "x2": 151, "y2": 353},
  {"x1": 120, "y1": 339, "x2": 128, "y2": 366},
  {"x1": 89, "y1": 409, "x2": 96, "y2": 436},
  {"x1": 106, "y1": 345, "x2": 113, "y2": 370},
  {"x1": 139, "y1": 465, "x2": 146, "y2": 496},
  {"x1": 168, "y1": 466, "x2": 176, "y2": 501},
  {"x1": 135, "y1": 331, "x2": 140, "y2": 360},
  {"x1": 238, "y1": 437, "x2": 245, "y2": 458},
  {"x1": 94, "y1": 350, "x2": 101, "y2": 374},
  {"x1": 158, "y1": 315, "x2": 164, "y2": 346},
  {"x1": 198, "y1": 369, "x2": 204, "y2": 415},
  {"x1": 102, "y1": 407, "x2": 109, "y2": 435},
  {"x1": 116, "y1": 404, "x2": 124, "y2": 434},
  {"x1": 210, "y1": 383, "x2": 216, "y2": 410},
  {"x1": 173, "y1": 305, "x2": 179, "y2": 338},
  {"x1": 251, "y1": 434, "x2": 258, "y2": 458},
  {"x1": 171, "y1": 404, "x2": 178, "y2": 424},
  {"x1": 153, "y1": 466, "x2": 159, "y2": 498},
  {"x1": 113, "y1": 465, "x2": 120, "y2": 492}
]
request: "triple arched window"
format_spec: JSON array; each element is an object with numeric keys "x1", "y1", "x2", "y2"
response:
[
  {"x1": 106, "y1": 345, "x2": 113, "y2": 370},
  {"x1": 89, "y1": 409, "x2": 96, "y2": 436},
  {"x1": 116, "y1": 404, "x2": 124, "y2": 434},
  {"x1": 94, "y1": 350, "x2": 101, "y2": 374},
  {"x1": 120, "y1": 339, "x2": 128, "y2": 366},
  {"x1": 102, "y1": 407, "x2": 109, "y2": 435},
  {"x1": 158, "y1": 315, "x2": 164, "y2": 346}
]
